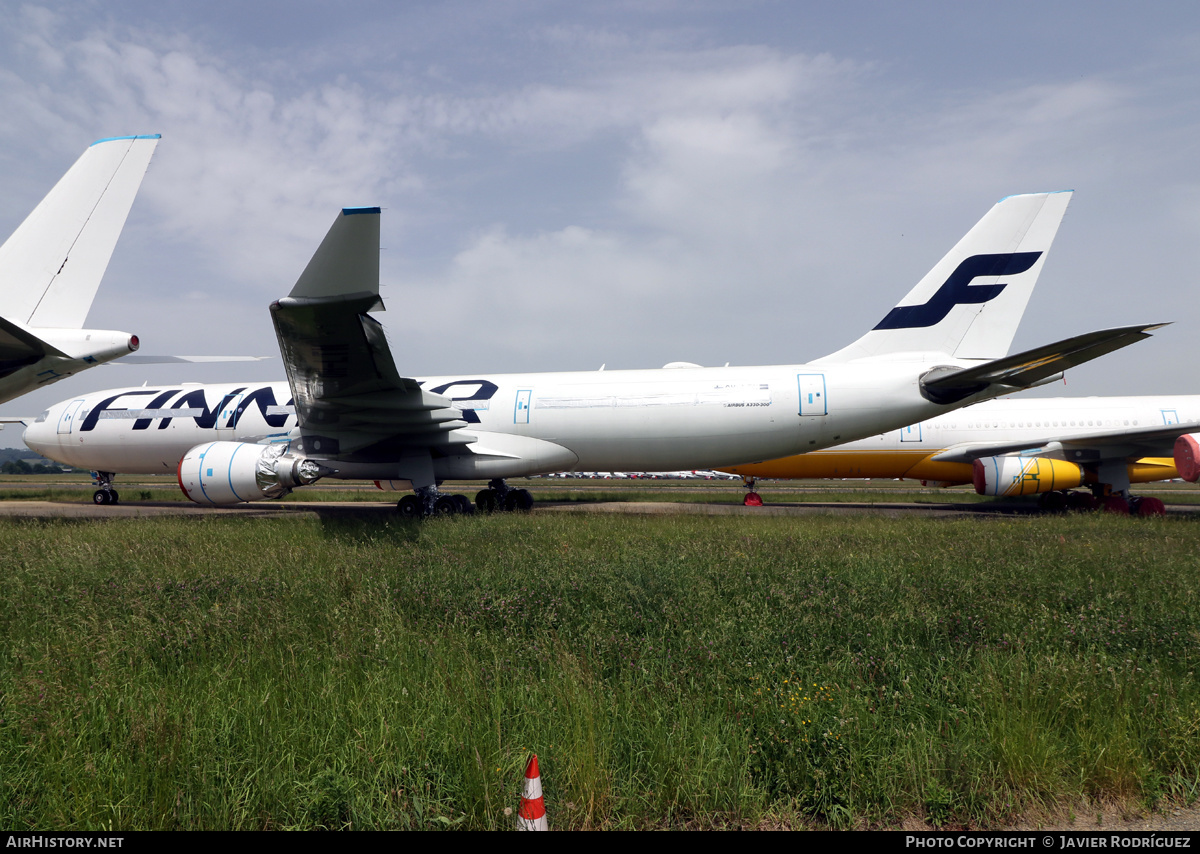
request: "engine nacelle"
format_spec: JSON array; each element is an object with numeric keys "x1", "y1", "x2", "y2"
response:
[
  {"x1": 972, "y1": 455, "x2": 1084, "y2": 496},
  {"x1": 1175, "y1": 433, "x2": 1200, "y2": 483},
  {"x1": 178, "y1": 441, "x2": 321, "y2": 505}
]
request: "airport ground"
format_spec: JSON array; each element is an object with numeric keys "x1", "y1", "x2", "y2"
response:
[
  {"x1": 1, "y1": 475, "x2": 1198, "y2": 830},
  {"x1": 1, "y1": 472, "x2": 1199, "y2": 517}
]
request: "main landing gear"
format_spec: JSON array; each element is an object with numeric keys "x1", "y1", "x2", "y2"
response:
[
  {"x1": 396, "y1": 485, "x2": 476, "y2": 519},
  {"x1": 475, "y1": 479, "x2": 534, "y2": 513},
  {"x1": 1037, "y1": 488, "x2": 1166, "y2": 517},
  {"x1": 395, "y1": 480, "x2": 534, "y2": 518},
  {"x1": 742, "y1": 477, "x2": 763, "y2": 506},
  {"x1": 92, "y1": 471, "x2": 119, "y2": 505}
]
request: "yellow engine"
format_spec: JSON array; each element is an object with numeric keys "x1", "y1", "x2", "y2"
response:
[{"x1": 972, "y1": 456, "x2": 1084, "y2": 496}]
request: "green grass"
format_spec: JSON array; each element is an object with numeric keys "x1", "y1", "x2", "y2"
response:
[{"x1": 1, "y1": 510, "x2": 1198, "y2": 829}]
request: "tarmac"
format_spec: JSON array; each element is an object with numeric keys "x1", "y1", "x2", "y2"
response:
[{"x1": 0, "y1": 497, "x2": 1194, "y2": 520}]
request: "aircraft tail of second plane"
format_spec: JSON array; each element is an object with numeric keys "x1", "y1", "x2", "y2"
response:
[{"x1": 0, "y1": 134, "x2": 160, "y2": 329}]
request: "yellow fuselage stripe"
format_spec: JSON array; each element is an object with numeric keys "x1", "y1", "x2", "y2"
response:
[{"x1": 725, "y1": 451, "x2": 1177, "y2": 486}]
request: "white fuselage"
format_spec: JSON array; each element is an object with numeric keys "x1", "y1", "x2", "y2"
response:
[
  {"x1": 24, "y1": 356, "x2": 991, "y2": 481},
  {"x1": 724, "y1": 395, "x2": 1200, "y2": 483}
]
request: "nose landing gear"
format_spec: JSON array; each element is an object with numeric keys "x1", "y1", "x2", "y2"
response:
[{"x1": 91, "y1": 471, "x2": 119, "y2": 505}]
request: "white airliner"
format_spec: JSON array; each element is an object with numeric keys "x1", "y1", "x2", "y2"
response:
[
  {"x1": 0, "y1": 135, "x2": 159, "y2": 404},
  {"x1": 721, "y1": 395, "x2": 1200, "y2": 515},
  {"x1": 23, "y1": 193, "x2": 1163, "y2": 513}
]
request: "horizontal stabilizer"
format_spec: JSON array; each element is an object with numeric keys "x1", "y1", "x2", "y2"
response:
[
  {"x1": 920, "y1": 323, "x2": 1165, "y2": 405},
  {"x1": 112, "y1": 355, "x2": 272, "y2": 364},
  {"x1": 0, "y1": 135, "x2": 159, "y2": 328}
]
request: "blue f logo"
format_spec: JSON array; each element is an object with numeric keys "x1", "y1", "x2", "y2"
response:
[{"x1": 873, "y1": 252, "x2": 1042, "y2": 330}]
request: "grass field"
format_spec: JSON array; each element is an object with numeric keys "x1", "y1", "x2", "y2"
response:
[{"x1": 2, "y1": 505, "x2": 1199, "y2": 830}]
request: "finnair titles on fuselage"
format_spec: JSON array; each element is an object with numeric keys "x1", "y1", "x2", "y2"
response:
[{"x1": 25, "y1": 192, "x2": 1163, "y2": 514}]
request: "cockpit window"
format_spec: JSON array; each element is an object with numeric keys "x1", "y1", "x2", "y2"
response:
[{"x1": 35, "y1": 411, "x2": 49, "y2": 423}]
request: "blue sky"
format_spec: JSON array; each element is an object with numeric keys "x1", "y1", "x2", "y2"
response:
[{"x1": 1, "y1": 2, "x2": 1197, "y2": 446}]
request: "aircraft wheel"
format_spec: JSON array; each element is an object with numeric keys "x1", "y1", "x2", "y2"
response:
[
  {"x1": 1066, "y1": 491, "x2": 1098, "y2": 512},
  {"x1": 452, "y1": 494, "x2": 473, "y2": 515},
  {"x1": 93, "y1": 490, "x2": 111, "y2": 506},
  {"x1": 109, "y1": 489, "x2": 120, "y2": 505},
  {"x1": 505, "y1": 489, "x2": 533, "y2": 512},
  {"x1": 433, "y1": 495, "x2": 457, "y2": 516},
  {"x1": 743, "y1": 492, "x2": 763, "y2": 507},
  {"x1": 1037, "y1": 491, "x2": 1067, "y2": 513},
  {"x1": 1135, "y1": 496, "x2": 1166, "y2": 517},
  {"x1": 397, "y1": 495, "x2": 422, "y2": 518},
  {"x1": 1101, "y1": 495, "x2": 1130, "y2": 515},
  {"x1": 475, "y1": 489, "x2": 498, "y2": 513}
]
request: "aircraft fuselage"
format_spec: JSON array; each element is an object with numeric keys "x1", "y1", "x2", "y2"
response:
[
  {"x1": 723, "y1": 394, "x2": 1200, "y2": 484},
  {"x1": 25, "y1": 357, "x2": 983, "y2": 481}
]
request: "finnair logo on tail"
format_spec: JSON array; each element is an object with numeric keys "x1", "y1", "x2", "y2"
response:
[{"x1": 873, "y1": 252, "x2": 1042, "y2": 330}]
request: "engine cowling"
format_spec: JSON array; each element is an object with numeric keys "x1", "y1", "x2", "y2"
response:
[
  {"x1": 972, "y1": 455, "x2": 1084, "y2": 496},
  {"x1": 374, "y1": 480, "x2": 414, "y2": 492},
  {"x1": 178, "y1": 441, "x2": 321, "y2": 505},
  {"x1": 1175, "y1": 433, "x2": 1200, "y2": 483}
]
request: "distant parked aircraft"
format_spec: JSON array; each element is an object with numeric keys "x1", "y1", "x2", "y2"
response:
[{"x1": 723, "y1": 395, "x2": 1200, "y2": 515}]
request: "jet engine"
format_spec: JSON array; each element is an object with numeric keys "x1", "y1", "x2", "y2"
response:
[
  {"x1": 972, "y1": 455, "x2": 1083, "y2": 496},
  {"x1": 178, "y1": 441, "x2": 320, "y2": 505},
  {"x1": 1175, "y1": 433, "x2": 1200, "y2": 483}
]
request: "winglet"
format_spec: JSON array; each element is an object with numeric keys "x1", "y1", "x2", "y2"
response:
[{"x1": 290, "y1": 207, "x2": 381, "y2": 303}]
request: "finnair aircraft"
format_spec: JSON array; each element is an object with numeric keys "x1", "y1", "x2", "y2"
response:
[
  {"x1": 24, "y1": 192, "x2": 1162, "y2": 514},
  {"x1": 0, "y1": 135, "x2": 159, "y2": 405},
  {"x1": 722, "y1": 395, "x2": 1200, "y2": 515}
]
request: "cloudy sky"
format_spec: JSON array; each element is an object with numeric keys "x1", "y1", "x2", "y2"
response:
[{"x1": 1, "y1": 1, "x2": 1197, "y2": 446}]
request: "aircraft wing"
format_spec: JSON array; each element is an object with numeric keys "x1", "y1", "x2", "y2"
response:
[
  {"x1": 920, "y1": 323, "x2": 1166, "y2": 404},
  {"x1": 930, "y1": 418, "x2": 1200, "y2": 465},
  {"x1": 270, "y1": 207, "x2": 470, "y2": 458}
]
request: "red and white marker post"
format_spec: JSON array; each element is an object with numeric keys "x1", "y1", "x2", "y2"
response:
[{"x1": 517, "y1": 754, "x2": 548, "y2": 831}]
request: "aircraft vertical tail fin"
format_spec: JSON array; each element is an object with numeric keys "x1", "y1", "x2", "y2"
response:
[
  {"x1": 817, "y1": 191, "x2": 1072, "y2": 363},
  {"x1": 0, "y1": 134, "x2": 160, "y2": 329}
]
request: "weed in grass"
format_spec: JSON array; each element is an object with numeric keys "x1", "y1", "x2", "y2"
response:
[
  {"x1": 300, "y1": 768, "x2": 355, "y2": 829},
  {"x1": 924, "y1": 778, "x2": 956, "y2": 827}
]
